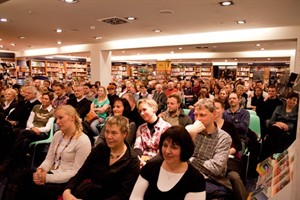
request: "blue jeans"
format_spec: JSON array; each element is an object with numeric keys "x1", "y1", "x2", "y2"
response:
[{"x1": 90, "y1": 118, "x2": 104, "y2": 136}]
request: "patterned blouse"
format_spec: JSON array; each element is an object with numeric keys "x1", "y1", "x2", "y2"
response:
[{"x1": 134, "y1": 117, "x2": 171, "y2": 159}]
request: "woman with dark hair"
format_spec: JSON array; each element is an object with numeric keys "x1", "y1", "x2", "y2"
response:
[
  {"x1": 94, "y1": 97, "x2": 137, "y2": 146},
  {"x1": 261, "y1": 92, "x2": 299, "y2": 159},
  {"x1": 130, "y1": 126, "x2": 206, "y2": 200}
]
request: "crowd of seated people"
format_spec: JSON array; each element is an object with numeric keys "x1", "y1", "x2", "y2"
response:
[{"x1": 0, "y1": 75, "x2": 299, "y2": 200}]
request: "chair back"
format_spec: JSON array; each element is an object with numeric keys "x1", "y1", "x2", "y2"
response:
[
  {"x1": 183, "y1": 108, "x2": 190, "y2": 115},
  {"x1": 249, "y1": 114, "x2": 261, "y2": 139},
  {"x1": 29, "y1": 121, "x2": 55, "y2": 148},
  {"x1": 247, "y1": 109, "x2": 257, "y2": 116}
]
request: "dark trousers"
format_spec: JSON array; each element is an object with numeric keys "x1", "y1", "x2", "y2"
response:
[
  {"x1": 4, "y1": 168, "x2": 66, "y2": 200},
  {"x1": 7, "y1": 129, "x2": 47, "y2": 168},
  {"x1": 261, "y1": 126, "x2": 291, "y2": 160}
]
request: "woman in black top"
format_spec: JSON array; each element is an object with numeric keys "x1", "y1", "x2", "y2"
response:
[
  {"x1": 62, "y1": 116, "x2": 140, "y2": 200},
  {"x1": 130, "y1": 126, "x2": 206, "y2": 200}
]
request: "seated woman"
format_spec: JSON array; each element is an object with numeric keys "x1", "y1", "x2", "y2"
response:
[
  {"x1": 262, "y1": 92, "x2": 299, "y2": 159},
  {"x1": 130, "y1": 126, "x2": 206, "y2": 200},
  {"x1": 2, "y1": 105, "x2": 92, "y2": 200},
  {"x1": 1, "y1": 88, "x2": 18, "y2": 117},
  {"x1": 134, "y1": 98, "x2": 171, "y2": 166},
  {"x1": 62, "y1": 116, "x2": 140, "y2": 200},
  {"x1": 89, "y1": 86, "x2": 110, "y2": 136},
  {"x1": 94, "y1": 97, "x2": 137, "y2": 147},
  {"x1": 0, "y1": 92, "x2": 55, "y2": 173}
]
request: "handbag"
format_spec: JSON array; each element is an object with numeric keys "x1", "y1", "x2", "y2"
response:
[{"x1": 85, "y1": 110, "x2": 98, "y2": 124}]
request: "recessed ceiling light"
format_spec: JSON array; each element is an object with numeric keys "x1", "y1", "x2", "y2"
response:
[
  {"x1": 10, "y1": 43, "x2": 16, "y2": 46},
  {"x1": 55, "y1": 29, "x2": 63, "y2": 33},
  {"x1": 159, "y1": 10, "x2": 174, "y2": 15},
  {"x1": 125, "y1": 17, "x2": 137, "y2": 21},
  {"x1": 256, "y1": 43, "x2": 261, "y2": 47},
  {"x1": 57, "y1": 41, "x2": 62, "y2": 44},
  {"x1": 94, "y1": 36, "x2": 102, "y2": 40},
  {"x1": 153, "y1": 29, "x2": 161, "y2": 33},
  {"x1": 170, "y1": 51, "x2": 174, "y2": 54},
  {"x1": 236, "y1": 20, "x2": 246, "y2": 24},
  {"x1": 61, "y1": 0, "x2": 79, "y2": 4},
  {"x1": 0, "y1": 45, "x2": 3, "y2": 48},
  {"x1": 219, "y1": 1, "x2": 234, "y2": 6},
  {"x1": 178, "y1": 47, "x2": 183, "y2": 50},
  {"x1": 260, "y1": 48, "x2": 265, "y2": 51},
  {"x1": 18, "y1": 36, "x2": 25, "y2": 39},
  {"x1": 0, "y1": 18, "x2": 10, "y2": 22}
]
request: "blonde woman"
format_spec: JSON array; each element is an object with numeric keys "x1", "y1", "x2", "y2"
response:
[
  {"x1": 1, "y1": 88, "x2": 18, "y2": 116},
  {"x1": 134, "y1": 98, "x2": 171, "y2": 167},
  {"x1": 3, "y1": 105, "x2": 92, "y2": 200},
  {"x1": 89, "y1": 86, "x2": 110, "y2": 136}
]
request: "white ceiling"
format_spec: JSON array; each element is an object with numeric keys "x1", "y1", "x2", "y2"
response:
[{"x1": 0, "y1": 0, "x2": 299, "y2": 62}]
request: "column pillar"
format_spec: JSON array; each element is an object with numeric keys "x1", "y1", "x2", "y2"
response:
[{"x1": 90, "y1": 49, "x2": 112, "y2": 86}]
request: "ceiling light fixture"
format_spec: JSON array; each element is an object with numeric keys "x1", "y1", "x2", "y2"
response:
[
  {"x1": 18, "y1": 36, "x2": 25, "y2": 39},
  {"x1": 236, "y1": 20, "x2": 246, "y2": 24},
  {"x1": 256, "y1": 43, "x2": 261, "y2": 47},
  {"x1": 219, "y1": 1, "x2": 234, "y2": 6},
  {"x1": 153, "y1": 29, "x2": 161, "y2": 33},
  {"x1": 57, "y1": 41, "x2": 62, "y2": 44},
  {"x1": 55, "y1": 29, "x2": 63, "y2": 33},
  {"x1": 10, "y1": 43, "x2": 16, "y2": 46},
  {"x1": 0, "y1": 45, "x2": 3, "y2": 48},
  {"x1": 125, "y1": 17, "x2": 137, "y2": 21},
  {"x1": 94, "y1": 36, "x2": 102, "y2": 40},
  {"x1": 0, "y1": 18, "x2": 10, "y2": 22},
  {"x1": 61, "y1": 0, "x2": 79, "y2": 4}
]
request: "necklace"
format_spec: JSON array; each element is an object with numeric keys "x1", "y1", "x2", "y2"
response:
[
  {"x1": 110, "y1": 144, "x2": 127, "y2": 159},
  {"x1": 52, "y1": 132, "x2": 75, "y2": 170}
]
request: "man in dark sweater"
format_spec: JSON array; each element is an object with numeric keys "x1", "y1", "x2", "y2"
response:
[
  {"x1": 260, "y1": 85, "x2": 283, "y2": 138},
  {"x1": 67, "y1": 85, "x2": 91, "y2": 121}
]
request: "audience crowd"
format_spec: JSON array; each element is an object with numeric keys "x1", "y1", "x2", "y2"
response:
[{"x1": 0, "y1": 75, "x2": 298, "y2": 200}]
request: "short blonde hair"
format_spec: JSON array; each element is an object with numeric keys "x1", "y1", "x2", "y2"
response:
[
  {"x1": 137, "y1": 98, "x2": 158, "y2": 113},
  {"x1": 105, "y1": 116, "x2": 129, "y2": 135}
]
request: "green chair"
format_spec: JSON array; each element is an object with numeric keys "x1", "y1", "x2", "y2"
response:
[
  {"x1": 183, "y1": 108, "x2": 190, "y2": 116},
  {"x1": 247, "y1": 109, "x2": 257, "y2": 116},
  {"x1": 29, "y1": 121, "x2": 55, "y2": 169}
]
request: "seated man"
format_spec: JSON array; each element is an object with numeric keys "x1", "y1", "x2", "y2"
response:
[
  {"x1": 186, "y1": 98, "x2": 232, "y2": 199},
  {"x1": 159, "y1": 93, "x2": 193, "y2": 127}
]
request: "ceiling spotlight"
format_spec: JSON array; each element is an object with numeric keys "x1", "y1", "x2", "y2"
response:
[
  {"x1": 256, "y1": 43, "x2": 261, "y2": 47},
  {"x1": 61, "y1": 0, "x2": 79, "y2": 4},
  {"x1": 219, "y1": 1, "x2": 234, "y2": 6},
  {"x1": 57, "y1": 41, "x2": 62, "y2": 44},
  {"x1": 18, "y1": 36, "x2": 25, "y2": 39},
  {"x1": 55, "y1": 29, "x2": 63, "y2": 33},
  {"x1": 0, "y1": 18, "x2": 10, "y2": 22},
  {"x1": 94, "y1": 36, "x2": 102, "y2": 40},
  {"x1": 236, "y1": 20, "x2": 246, "y2": 24},
  {"x1": 153, "y1": 29, "x2": 161, "y2": 33},
  {"x1": 125, "y1": 17, "x2": 137, "y2": 21},
  {"x1": 178, "y1": 47, "x2": 183, "y2": 50},
  {"x1": 0, "y1": 45, "x2": 3, "y2": 48},
  {"x1": 10, "y1": 43, "x2": 16, "y2": 46}
]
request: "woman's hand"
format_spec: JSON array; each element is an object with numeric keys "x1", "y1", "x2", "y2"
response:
[
  {"x1": 31, "y1": 127, "x2": 41, "y2": 135},
  {"x1": 33, "y1": 168, "x2": 46, "y2": 185},
  {"x1": 273, "y1": 122, "x2": 289, "y2": 131},
  {"x1": 62, "y1": 189, "x2": 78, "y2": 200}
]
